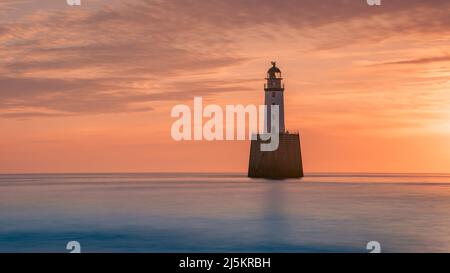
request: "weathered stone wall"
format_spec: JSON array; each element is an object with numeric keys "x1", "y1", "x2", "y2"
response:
[{"x1": 248, "y1": 133, "x2": 303, "y2": 179}]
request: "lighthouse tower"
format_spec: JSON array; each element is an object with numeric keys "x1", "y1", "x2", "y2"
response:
[
  {"x1": 264, "y1": 61, "x2": 285, "y2": 133},
  {"x1": 248, "y1": 61, "x2": 304, "y2": 179}
]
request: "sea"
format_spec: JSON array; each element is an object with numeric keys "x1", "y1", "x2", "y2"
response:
[{"x1": 1, "y1": 173, "x2": 449, "y2": 253}]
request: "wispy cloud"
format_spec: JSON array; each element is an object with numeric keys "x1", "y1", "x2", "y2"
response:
[
  {"x1": 373, "y1": 55, "x2": 450, "y2": 66},
  {"x1": 1, "y1": 0, "x2": 449, "y2": 118}
]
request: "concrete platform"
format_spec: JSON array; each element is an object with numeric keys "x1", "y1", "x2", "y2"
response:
[{"x1": 248, "y1": 133, "x2": 304, "y2": 179}]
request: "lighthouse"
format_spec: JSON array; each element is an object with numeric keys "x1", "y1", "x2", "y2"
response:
[
  {"x1": 264, "y1": 61, "x2": 285, "y2": 133},
  {"x1": 248, "y1": 62, "x2": 304, "y2": 179}
]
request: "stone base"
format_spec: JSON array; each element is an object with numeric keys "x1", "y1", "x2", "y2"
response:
[{"x1": 248, "y1": 133, "x2": 304, "y2": 179}]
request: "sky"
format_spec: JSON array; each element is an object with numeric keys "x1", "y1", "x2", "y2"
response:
[{"x1": 0, "y1": 0, "x2": 450, "y2": 173}]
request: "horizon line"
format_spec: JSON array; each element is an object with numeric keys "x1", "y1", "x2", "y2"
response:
[{"x1": 1, "y1": 171, "x2": 450, "y2": 176}]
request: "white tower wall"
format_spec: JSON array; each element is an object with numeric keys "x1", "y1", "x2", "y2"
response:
[
  {"x1": 264, "y1": 62, "x2": 285, "y2": 133},
  {"x1": 264, "y1": 90, "x2": 285, "y2": 133}
]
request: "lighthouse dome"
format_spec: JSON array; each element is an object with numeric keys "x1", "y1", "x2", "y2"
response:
[
  {"x1": 267, "y1": 62, "x2": 281, "y2": 73},
  {"x1": 267, "y1": 61, "x2": 282, "y2": 79}
]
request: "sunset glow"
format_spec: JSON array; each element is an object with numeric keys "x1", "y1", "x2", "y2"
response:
[{"x1": 1, "y1": 0, "x2": 450, "y2": 173}]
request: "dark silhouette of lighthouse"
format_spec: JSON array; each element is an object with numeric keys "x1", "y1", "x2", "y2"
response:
[{"x1": 248, "y1": 62, "x2": 304, "y2": 179}]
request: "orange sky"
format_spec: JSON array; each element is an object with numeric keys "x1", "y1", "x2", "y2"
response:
[{"x1": 1, "y1": 0, "x2": 450, "y2": 173}]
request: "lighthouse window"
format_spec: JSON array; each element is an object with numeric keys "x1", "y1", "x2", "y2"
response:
[{"x1": 272, "y1": 92, "x2": 275, "y2": 98}]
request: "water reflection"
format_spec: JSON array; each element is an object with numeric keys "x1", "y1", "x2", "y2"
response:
[{"x1": 0, "y1": 173, "x2": 449, "y2": 252}]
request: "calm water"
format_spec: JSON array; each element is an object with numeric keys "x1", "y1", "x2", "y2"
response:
[{"x1": 1, "y1": 173, "x2": 450, "y2": 253}]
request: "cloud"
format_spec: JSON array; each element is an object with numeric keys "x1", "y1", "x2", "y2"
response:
[
  {"x1": 1, "y1": 0, "x2": 449, "y2": 119},
  {"x1": 0, "y1": 75, "x2": 253, "y2": 118},
  {"x1": 374, "y1": 55, "x2": 450, "y2": 66}
]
